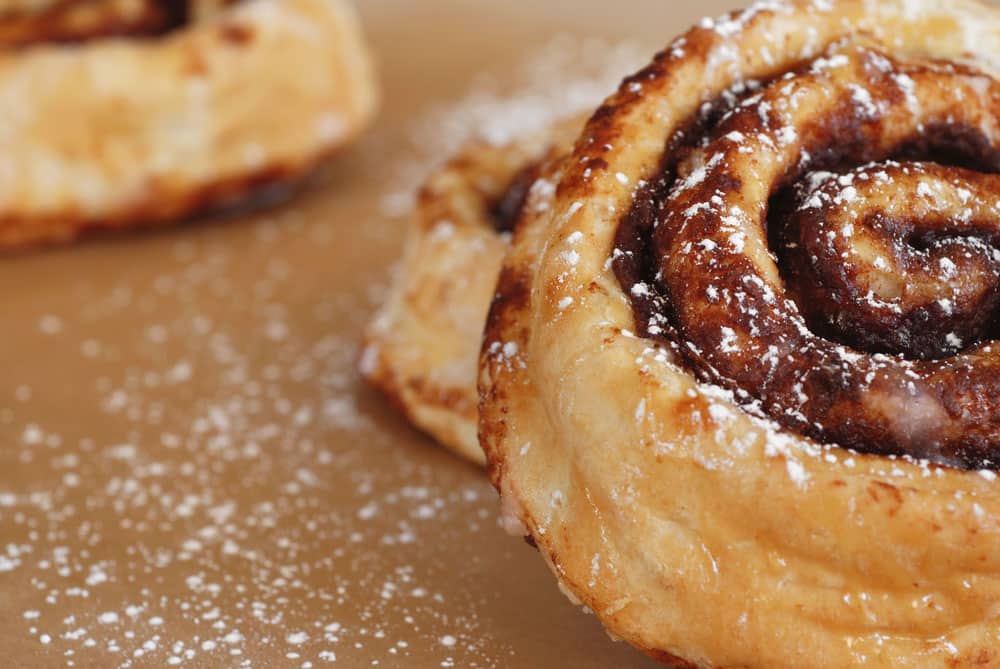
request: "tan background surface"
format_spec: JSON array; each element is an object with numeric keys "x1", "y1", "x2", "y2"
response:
[{"x1": 0, "y1": 1, "x2": 753, "y2": 667}]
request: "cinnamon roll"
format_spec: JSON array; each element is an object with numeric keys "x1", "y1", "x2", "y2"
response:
[
  {"x1": 480, "y1": 1, "x2": 1000, "y2": 666},
  {"x1": 0, "y1": 0, "x2": 376, "y2": 248},
  {"x1": 362, "y1": 118, "x2": 582, "y2": 464}
]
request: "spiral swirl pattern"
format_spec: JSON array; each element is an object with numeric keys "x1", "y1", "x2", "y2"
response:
[{"x1": 617, "y1": 42, "x2": 1000, "y2": 468}]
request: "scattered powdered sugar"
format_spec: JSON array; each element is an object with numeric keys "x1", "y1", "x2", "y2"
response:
[
  {"x1": 0, "y1": 19, "x2": 659, "y2": 665},
  {"x1": 0, "y1": 197, "x2": 513, "y2": 667},
  {"x1": 379, "y1": 35, "x2": 647, "y2": 217}
]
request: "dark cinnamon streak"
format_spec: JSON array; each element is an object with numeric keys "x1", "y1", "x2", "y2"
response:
[
  {"x1": 0, "y1": 0, "x2": 243, "y2": 48},
  {"x1": 614, "y1": 47, "x2": 1000, "y2": 470},
  {"x1": 489, "y1": 162, "x2": 541, "y2": 233},
  {"x1": 141, "y1": 0, "x2": 244, "y2": 36}
]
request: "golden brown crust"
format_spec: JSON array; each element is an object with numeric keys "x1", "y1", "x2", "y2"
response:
[
  {"x1": 480, "y1": 1, "x2": 1000, "y2": 667},
  {"x1": 0, "y1": 0, "x2": 377, "y2": 248},
  {"x1": 361, "y1": 117, "x2": 583, "y2": 464}
]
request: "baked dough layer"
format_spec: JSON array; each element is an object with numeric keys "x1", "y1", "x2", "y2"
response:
[{"x1": 480, "y1": 1, "x2": 1000, "y2": 666}]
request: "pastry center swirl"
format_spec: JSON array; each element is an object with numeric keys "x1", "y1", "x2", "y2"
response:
[{"x1": 616, "y1": 42, "x2": 1000, "y2": 469}]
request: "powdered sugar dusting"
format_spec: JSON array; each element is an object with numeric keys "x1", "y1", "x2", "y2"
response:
[
  {"x1": 380, "y1": 35, "x2": 647, "y2": 218},
  {"x1": 0, "y1": 203, "x2": 512, "y2": 667}
]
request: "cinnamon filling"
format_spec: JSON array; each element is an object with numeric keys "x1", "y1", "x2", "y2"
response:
[
  {"x1": 489, "y1": 162, "x2": 540, "y2": 234},
  {"x1": 614, "y1": 43, "x2": 1000, "y2": 469}
]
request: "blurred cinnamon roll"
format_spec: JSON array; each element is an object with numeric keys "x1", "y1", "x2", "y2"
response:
[{"x1": 0, "y1": 0, "x2": 376, "y2": 248}]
